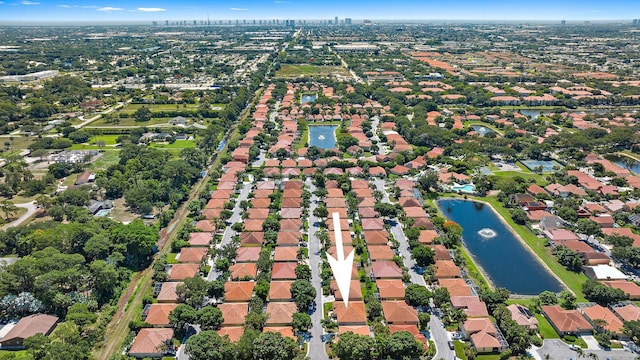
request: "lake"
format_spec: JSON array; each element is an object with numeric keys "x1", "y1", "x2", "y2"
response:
[
  {"x1": 606, "y1": 155, "x2": 640, "y2": 175},
  {"x1": 301, "y1": 94, "x2": 317, "y2": 104},
  {"x1": 437, "y1": 198, "x2": 564, "y2": 295},
  {"x1": 308, "y1": 125, "x2": 338, "y2": 149},
  {"x1": 470, "y1": 125, "x2": 493, "y2": 137}
]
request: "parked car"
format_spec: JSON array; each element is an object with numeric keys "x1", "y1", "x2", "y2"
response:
[{"x1": 448, "y1": 341, "x2": 455, "y2": 350}]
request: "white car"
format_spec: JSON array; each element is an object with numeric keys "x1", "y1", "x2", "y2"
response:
[{"x1": 569, "y1": 344, "x2": 580, "y2": 351}]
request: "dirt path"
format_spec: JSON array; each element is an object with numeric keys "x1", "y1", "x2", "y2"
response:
[{"x1": 2, "y1": 201, "x2": 37, "y2": 230}]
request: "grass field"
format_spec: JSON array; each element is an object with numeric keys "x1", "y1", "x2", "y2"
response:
[
  {"x1": 475, "y1": 196, "x2": 588, "y2": 301},
  {"x1": 120, "y1": 103, "x2": 200, "y2": 114},
  {"x1": 89, "y1": 150, "x2": 121, "y2": 170},
  {"x1": 535, "y1": 313, "x2": 560, "y2": 339},
  {"x1": 457, "y1": 245, "x2": 492, "y2": 290},
  {"x1": 491, "y1": 170, "x2": 548, "y2": 185},
  {"x1": 0, "y1": 350, "x2": 32, "y2": 359},
  {"x1": 91, "y1": 116, "x2": 172, "y2": 127},
  {"x1": 453, "y1": 340, "x2": 468, "y2": 360},
  {"x1": 0, "y1": 136, "x2": 34, "y2": 156},
  {"x1": 149, "y1": 140, "x2": 197, "y2": 150},
  {"x1": 276, "y1": 64, "x2": 350, "y2": 78}
]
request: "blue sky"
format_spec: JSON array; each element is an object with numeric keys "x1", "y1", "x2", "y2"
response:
[{"x1": 0, "y1": 0, "x2": 639, "y2": 22}]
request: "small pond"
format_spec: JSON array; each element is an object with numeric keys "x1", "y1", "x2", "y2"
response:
[{"x1": 308, "y1": 125, "x2": 338, "y2": 149}]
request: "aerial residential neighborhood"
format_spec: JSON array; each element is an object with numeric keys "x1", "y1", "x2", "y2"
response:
[{"x1": 0, "y1": 3, "x2": 640, "y2": 360}]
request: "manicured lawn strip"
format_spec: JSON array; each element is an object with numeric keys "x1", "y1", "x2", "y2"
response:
[
  {"x1": 491, "y1": 170, "x2": 548, "y2": 185},
  {"x1": 474, "y1": 196, "x2": 587, "y2": 301},
  {"x1": 90, "y1": 117, "x2": 172, "y2": 127},
  {"x1": 453, "y1": 340, "x2": 468, "y2": 360},
  {"x1": 90, "y1": 150, "x2": 121, "y2": 170},
  {"x1": 89, "y1": 134, "x2": 121, "y2": 145},
  {"x1": 120, "y1": 103, "x2": 200, "y2": 114},
  {"x1": 456, "y1": 245, "x2": 491, "y2": 290},
  {"x1": 534, "y1": 314, "x2": 560, "y2": 339},
  {"x1": 149, "y1": 140, "x2": 197, "y2": 149},
  {"x1": 276, "y1": 64, "x2": 349, "y2": 77},
  {"x1": 476, "y1": 355, "x2": 501, "y2": 360}
]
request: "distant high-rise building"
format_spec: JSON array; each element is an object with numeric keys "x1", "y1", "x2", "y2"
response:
[
  {"x1": 152, "y1": 21, "x2": 158, "y2": 26},
  {"x1": 335, "y1": 16, "x2": 338, "y2": 25},
  {"x1": 634, "y1": 19, "x2": 639, "y2": 25},
  {"x1": 363, "y1": 19, "x2": 372, "y2": 25},
  {"x1": 345, "y1": 18, "x2": 352, "y2": 25},
  {"x1": 193, "y1": 20, "x2": 197, "y2": 25},
  {"x1": 561, "y1": 20, "x2": 566, "y2": 26},
  {"x1": 165, "y1": 20, "x2": 169, "y2": 26}
]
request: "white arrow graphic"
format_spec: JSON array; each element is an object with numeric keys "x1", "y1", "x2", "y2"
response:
[{"x1": 327, "y1": 212, "x2": 355, "y2": 307}]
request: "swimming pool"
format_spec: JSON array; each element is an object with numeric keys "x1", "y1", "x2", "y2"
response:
[
  {"x1": 451, "y1": 184, "x2": 476, "y2": 193},
  {"x1": 95, "y1": 209, "x2": 112, "y2": 217}
]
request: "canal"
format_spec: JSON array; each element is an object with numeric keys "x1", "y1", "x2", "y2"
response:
[{"x1": 437, "y1": 198, "x2": 564, "y2": 295}]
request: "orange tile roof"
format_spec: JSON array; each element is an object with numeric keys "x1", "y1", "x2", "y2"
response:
[
  {"x1": 229, "y1": 263, "x2": 258, "y2": 280},
  {"x1": 263, "y1": 326, "x2": 295, "y2": 339},
  {"x1": 195, "y1": 220, "x2": 216, "y2": 232},
  {"x1": 541, "y1": 305, "x2": 592, "y2": 334},
  {"x1": 188, "y1": 232, "x2": 213, "y2": 247},
  {"x1": 418, "y1": 230, "x2": 439, "y2": 244},
  {"x1": 338, "y1": 326, "x2": 371, "y2": 336},
  {"x1": 367, "y1": 246, "x2": 395, "y2": 261},
  {"x1": 381, "y1": 301, "x2": 418, "y2": 324},
  {"x1": 334, "y1": 301, "x2": 367, "y2": 325},
  {"x1": 376, "y1": 279, "x2": 406, "y2": 300},
  {"x1": 268, "y1": 281, "x2": 294, "y2": 301},
  {"x1": 363, "y1": 230, "x2": 389, "y2": 245},
  {"x1": 265, "y1": 302, "x2": 297, "y2": 326},
  {"x1": 274, "y1": 247, "x2": 300, "y2": 262},
  {"x1": 471, "y1": 331, "x2": 501, "y2": 349},
  {"x1": 603, "y1": 280, "x2": 640, "y2": 299},
  {"x1": 439, "y1": 278, "x2": 473, "y2": 297},
  {"x1": 157, "y1": 282, "x2": 181, "y2": 303},
  {"x1": 330, "y1": 280, "x2": 363, "y2": 301},
  {"x1": 435, "y1": 260, "x2": 462, "y2": 279},
  {"x1": 582, "y1": 304, "x2": 624, "y2": 334},
  {"x1": 177, "y1": 247, "x2": 208, "y2": 263},
  {"x1": 279, "y1": 219, "x2": 303, "y2": 231},
  {"x1": 613, "y1": 304, "x2": 640, "y2": 322},
  {"x1": 244, "y1": 219, "x2": 264, "y2": 232},
  {"x1": 145, "y1": 304, "x2": 177, "y2": 326},
  {"x1": 219, "y1": 303, "x2": 249, "y2": 326},
  {"x1": 271, "y1": 263, "x2": 298, "y2": 280},
  {"x1": 235, "y1": 247, "x2": 261, "y2": 262},
  {"x1": 372, "y1": 261, "x2": 403, "y2": 279},
  {"x1": 240, "y1": 232, "x2": 264, "y2": 246},
  {"x1": 129, "y1": 328, "x2": 174, "y2": 357},
  {"x1": 168, "y1": 264, "x2": 200, "y2": 281},
  {"x1": 277, "y1": 232, "x2": 301, "y2": 246},
  {"x1": 224, "y1": 282, "x2": 255, "y2": 302},
  {"x1": 217, "y1": 326, "x2": 244, "y2": 342},
  {"x1": 463, "y1": 318, "x2": 496, "y2": 335}
]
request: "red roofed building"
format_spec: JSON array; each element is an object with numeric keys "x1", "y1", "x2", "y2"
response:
[
  {"x1": 541, "y1": 305, "x2": 592, "y2": 335},
  {"x1": 128, "y1": 328, "x2": 174, "y2": 358},
  {"x1": 144, "y1": 304, "x2": 177, "y2": 327},
  {"x1": 381, "y1": 301, "x2": 418, "y2": 325}
]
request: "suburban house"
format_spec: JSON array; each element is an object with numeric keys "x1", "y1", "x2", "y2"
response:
[
  {"x1": 541, "y1": 305, "x2": 593, "y2": 336},
  {"x1": 128, "y1": 328, "x2": 175, "y2": 358},
  {"x1": 506, "y1": 304, "x2": 538, "y2": 330},
  {"x1": 0, "y1": 314, "x2": 59, "y2": 349}
]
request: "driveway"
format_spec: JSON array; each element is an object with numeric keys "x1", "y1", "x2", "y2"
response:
[{"x1": 2, "y1": 201, "x2": 37, "y2": 230}]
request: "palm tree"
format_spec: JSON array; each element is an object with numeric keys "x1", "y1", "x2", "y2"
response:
[{"x1": 587, "y1": 352, "x2": 598, "y2": 360}]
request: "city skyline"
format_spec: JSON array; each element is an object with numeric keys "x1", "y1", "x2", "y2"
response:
[{"x1": 1, "y1": 0, "x2": 640, "y2": 23}]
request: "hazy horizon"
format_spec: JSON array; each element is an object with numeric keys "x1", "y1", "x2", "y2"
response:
[{"x1": 1, "y1": 0, "x2": 640, "y2": 23}]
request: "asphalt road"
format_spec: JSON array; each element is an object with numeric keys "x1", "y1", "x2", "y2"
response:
[
  {"x1": 536, "y1": 339, "x2": 637, "y2": 360},
  {"x1": 370, "y1": 178, "x2": 455, "y2": 360},
  {"x1": 305, "y1": 179, "x2": 331, "y2": 360}
]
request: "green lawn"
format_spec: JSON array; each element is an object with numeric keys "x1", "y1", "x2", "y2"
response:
[
  {"x1": 474, "y1": 196, "x2": 588, "y2": 301},
  {"x1": 476, "y1": 355, "x2": 501, "y2": 360},
  {"x1": 91, "y1": 116, "x2": 172, "y2": 127},
  {"x1": 276, "y1": 64, "x2": 349, "y2": 78},
  {"x1": 89, "y1": 134, "x2": 121, "y2": 145},
  {"x1": 457, "y1": 245, "x2": 491, "y2": 290},
  {"x1": 453, "y1": 340, "x2": 468, "y2": 360},
  {"x1": 149, "y1": 140, "x2": 197, "y2": 150},
  {"x1": 535, "y1": 314, "x2": 560, "y2": 339},
  {"x1": 89, "y1": 150, "x2": 121, "y2": 170},
  {"x1": 491, "y1": 170, "x2": 548, "y2": 185},
  {"x1": 120, "y1": 103, "x2": 200, "y2": 114},
  {"x1": 167, "y1": 253, "x2": 178, "y2": 264},
  {"x1": 0, "y1": 350, "x2": 34, "y2": 359}
]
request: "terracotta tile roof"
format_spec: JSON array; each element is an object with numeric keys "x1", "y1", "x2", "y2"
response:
[
  {"x1": 463, "y1": 318, "x2": 496, "y2": 335},
  {"x1": 280, "y1": 208, "x2": 303, "y2": 219},
  {"x1": 263, "y1": 326, "x2": 295, "y2": 339},
  {"x1": 177, "y1": 247, "x2": 208, "y2": 263},
  {"x1": 274, "y1": 247, "x2": 300, "y2": 262},
  {"x1": 367, "y1": 246, "x2": 395, "y2": 261},
  {"x1": 363, "y1": 230, "x2": 388, "y2": 245},
  {"x1": 271, "y1": 263, "x2": 298, "y2": 280},
  {"x1": 330, "y1": 280, "x2": 363, "y2": 301},
  {"x1": 439, "y1": 278, "x2": 473, "y2": 297},
  {"x1": 235, "y1": 247, "x2": 261, "y2": 262},
  {"x1": 361, "y1": 218, "x2": 385, "y2": 230},
  {"x1": 229, "y1": 263, "x2": 258, "y2": 280},
  {"x1": 326, "y1": 197, "x2": 347, "y2": 208},
  {"x1": 506, "y1": 304, "x2": 538, "y2": 329},
  {"x1": 157, "y1": 282, "x2": 181, "y2": 303},
  {"x1": 250, "y1": 198, "x2": 272, "y2": 209},
  {"x1": 217, "y1": 326, "x2": 244, "y2": 342},
  {"x1": 429, "y1": 245, "x2": 451, "y2": 260},
  {"x1": 266, "y1": 302, "x2": 297, "y2": 325},
  {"x1": 327, "y1": 218, "x2": 349, "y2": 231},
  {"x1": 358, "y1": 197, "x2": 377, "y2": 208},
  {"x1": 243, "y1": 219, "x2": 264, "y2": 232},
  {"x1": 471, "y1": 331, "x2": 501, "y2": 349},
  {"x1": 372, "y1": 261, "x2": 403, "y2": 279},
  {"x1": 330, "y1": 230, "x2": 352, "y2": 246},
  {"x1": 381, "y1": 301, "x2": 418, "y2": 324},
  {"x1": 224, "y1": 282, "x2": 255, "y2": 302},
  {"x1": 404, "y1": 207, "x2": 428, "y2": 218},
  {"x1": 128, "y1": 328, "x2": 173, "y2": 357},
  {"x1": 195, "y1": 220, "x2": 215, "y2": 232},
  {"x1": 418, "y1": 230, "x2": 439, "y2": 244},
  {"x1": 283, "y1": 180, "x2": 303, "y2": 189},
  {"x1": 281, "y1": 198, "x2": 301, "y2": 208},
  {"x1": 188, "y1": 232, "x2": 213, "y2": 247},
  {"x1": 280, "y1": 219, "x2": 303, "y2": 231},
  {"x1": 240, "y1": 232, "x2": 264, "y2": 247},
  {"x1": 338, "y1": 326, "x2": 371, "y2": 336},
  {"x1": 327, "y1": 189, "x2": 344, "y2": 198},
  {"x1": 334, "y1": 301, "x2": 367, "y2": 325},
  {"x1": 268, "y1": 281, "x2": 294, "y2": 301},
  {"x1": 168, "y1": 264, "x2": 200, "y2": 281},
  {"x1": 145, "y1": 304, "x2": 177, "y2": 326},
  {"x1": 603, "y1": 280, "x2": 640, "y2": 299},
  {"x1": 277, "y1": 232, "x2": 301, "y2": 246},
  {"x1": 582, "y1": 304, "x2": 623, "y2": 334},
  {"x1": 376, "y1": 279, "x2": 406, "y2": 300},
  {"x1": 612, "y1": 304, "x2": 640, "y2": 322},
  {"x1": 247, "y1": 208, "x2": 270, "y2": 220},
  {"x1": 206, "y1": 198, "x2": 227, "y2": 209},
  {"x1": 219, "y1": 303, "x2": 249, "y2": 326},
  {"x1": 541, "y1": 305, "x2": 592, "y2": 334},
  {"x1": 435, "y1": 260, "x2": 462, "y2": 279},
  {"x1": 253, "y1": 189, "x2": 273, "y2": 198},
  {"x1": 283, "y1": 189, "x2": 303, "y2": 198},
  {"x1": 358, "y1": 207, "x2": 379, "y2": 218}
]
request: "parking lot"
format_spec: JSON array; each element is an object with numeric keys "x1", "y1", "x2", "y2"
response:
[{"x1": 536, "y1": 339, "x2": 637, "y2": 360}]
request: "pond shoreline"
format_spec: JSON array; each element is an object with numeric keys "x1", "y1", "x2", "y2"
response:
[{"x1": 436, "y1": 197, "x2": 569, "y2": 297}]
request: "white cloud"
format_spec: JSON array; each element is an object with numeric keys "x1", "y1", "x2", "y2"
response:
[
  {"x1": 58, "y1": 4, "x2": 75, "y2": 7},
  {"x1": 21, "y1": 0, "x2": 40, "y2": 5},
  {"x1": 230, "y1": 7, "x2": 248, "y2": 11},
  {"x1": 97, "y1": 6, "x2": 123, "y2": 11},
  {"x1": 138, "y1": 7, "x2": 165, "y2": 12}
]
